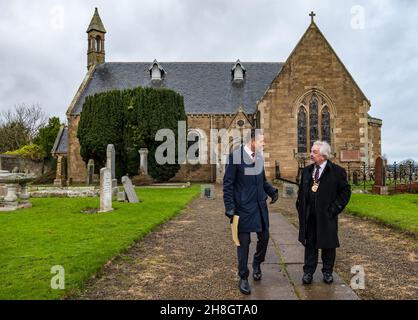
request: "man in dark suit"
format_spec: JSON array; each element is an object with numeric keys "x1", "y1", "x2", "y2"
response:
[
  {"x1": 223, "y1": 129, "x2": 278, "y2": 295},
  {"x1": 296, "y1": 140, "x2": 351, "y2": 285}
]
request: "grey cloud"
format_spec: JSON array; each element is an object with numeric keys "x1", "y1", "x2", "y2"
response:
[{"x1": 0, "y1": 0, "x2": 417, "y2": 161}]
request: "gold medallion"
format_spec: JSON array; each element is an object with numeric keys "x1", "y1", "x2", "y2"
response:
[{"x1": 311, "y1": 182, "x2": 319, "y2": 193}]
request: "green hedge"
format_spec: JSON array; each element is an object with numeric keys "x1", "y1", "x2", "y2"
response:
[{"x1": 77, "y1": 87, "x2": 186, "y2": 182}]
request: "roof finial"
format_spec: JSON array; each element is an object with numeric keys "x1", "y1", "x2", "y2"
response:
[{"x1": 309, "y1": 11, "x2": 316, "y2": 23}]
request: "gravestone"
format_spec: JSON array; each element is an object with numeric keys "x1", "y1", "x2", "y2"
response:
[
  {"x1": 106, "y1": 144, "x2": 116, "y2": 179},
  {"x1": 117, "y1": 191, "x2": 126, "y2": 202},
  {"x1": 372, "y1": 157, "x2": 388, "y2": 195},
  {"x1": 99, "y1": 167, "x2": 113, "y2": 212},
  {"x1": 138, "y1": 148, "x2": 149, "y2": 175},
  {"x1": 106, "y1": 144, "x2": 118, "y2": 195},
  {"x1": 201, "y1": 184, "x2": 215, "y2": 199},
  {"x1": 86, "y1": 159, "x2": 95, "y2": 185},
  {"x1": 121, "y1": 176, "x2": 140, "y2": 203}
]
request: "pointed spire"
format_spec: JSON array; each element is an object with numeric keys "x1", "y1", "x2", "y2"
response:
[{"x1": 87, "y1": 7, "x2": 106, "y2": 33}]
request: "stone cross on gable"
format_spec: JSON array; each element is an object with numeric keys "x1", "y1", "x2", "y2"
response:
[{"x1": 309, "y1": 11, "x2": 316, "y2": 23}]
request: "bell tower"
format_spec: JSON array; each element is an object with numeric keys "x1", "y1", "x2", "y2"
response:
[{"x1": 86, "y1": 7, "x2": 106, "y2": 70}]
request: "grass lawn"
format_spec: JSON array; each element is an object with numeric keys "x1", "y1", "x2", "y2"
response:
[
  {"x1": 346, "y1": 193, "x2": 418, "y2": 235},
  {"x1": 0, "y1": 185, "x2": 200, "y2": 300}
]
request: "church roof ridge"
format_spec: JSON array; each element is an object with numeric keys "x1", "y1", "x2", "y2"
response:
[
  {"x1": 101, "y1": 61, "x2": 284, "y2": 64},
  {"x1": 70, "y1": 61, "x2": 284, "y2": 115}
]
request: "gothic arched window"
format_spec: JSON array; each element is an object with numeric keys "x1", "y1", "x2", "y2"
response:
[
  {"x1": 297, "y1": 107, "x2": 307, "y2": 153},
  {"x1": 321, "y1": 106, "x2": 331, "y2": 144},
  {"x1": 296, "y1": 92, "x2": 333, "y2": 154},
  {"x1": 309, "y1": 96, "x2": 319, "y2": 147}
]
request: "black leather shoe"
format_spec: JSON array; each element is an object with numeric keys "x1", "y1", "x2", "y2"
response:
[
  {"x1": 302, "y1": 273, "x2": 313, "y2": 284},
  {"x1": 323, "y1": 272, "x2": 334, "y2": 284},
  {"x1": 253, "y1": 264, "x2": 262, "y2": 281},
  {"x1": 239, "y1": 279, "x2": 251, "y2": 295}
]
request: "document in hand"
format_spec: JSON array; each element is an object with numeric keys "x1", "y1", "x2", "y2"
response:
[{"x1": 231, "y1": 215, "x2": 240, "y2": 246}]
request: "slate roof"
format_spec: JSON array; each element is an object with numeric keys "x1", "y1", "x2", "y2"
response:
[
  {"x1": 51, "y1": 126, "x2": 68, "y2": 155},
  {"x1": 71, "y1": 62, "x2": 284, "y2": 115}
]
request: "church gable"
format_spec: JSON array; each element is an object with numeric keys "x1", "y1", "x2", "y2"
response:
[
  {"x1": 257, "y1": 15, "x2": 376, "y2": 181},
  {"x1": 262, "y1": 20, "x2": 370, "y2": 106}
]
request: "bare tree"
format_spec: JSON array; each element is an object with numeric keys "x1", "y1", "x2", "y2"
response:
[{"x1": 0, "y1": 103, "x2": 48, "y2": 152}]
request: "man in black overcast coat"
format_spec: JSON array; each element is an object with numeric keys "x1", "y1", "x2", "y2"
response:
[{"x1": 296, "y1": 140, "x2": 351, "y2": 285}]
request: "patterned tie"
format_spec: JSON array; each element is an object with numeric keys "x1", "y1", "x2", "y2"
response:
[{"x1": 314, "y1": 165, "x2": 321, "y2": 182}]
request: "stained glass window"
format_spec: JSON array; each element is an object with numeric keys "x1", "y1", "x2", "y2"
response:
[
  {"x1": 321, "y1": 106, "x2": 331, "y2": 144},
  {"x1": 309, "y1": 97, "x2": 319, "y2": 147},
  {"x1": 296, "y1": 93, "x2": 332, "y2": 154},
  {"x1": 297, "y1": 107, "x2": 307, "y2": 153}
]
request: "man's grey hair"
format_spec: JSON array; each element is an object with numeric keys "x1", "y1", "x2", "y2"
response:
[{"x1": 313, "y1": 140, "x2": 332, "y2": 159}]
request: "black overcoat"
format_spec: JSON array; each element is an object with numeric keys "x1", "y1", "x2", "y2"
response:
[
  {"x1": 296, "y1": 161, "x2": 351, "y2": 249},
  {"x1": 223, "y1": 146, "x2": 277, "y2": 233}
]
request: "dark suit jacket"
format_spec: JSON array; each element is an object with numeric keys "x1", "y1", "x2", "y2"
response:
[
  {"x1": 223, "y1": 146, "x2": 277, "y2": 233},
  {"x1": 296, "y1": 160, "x2": 351, "y2": 249}
]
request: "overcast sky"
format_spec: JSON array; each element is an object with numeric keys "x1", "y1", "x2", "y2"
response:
[{"x1": 0, "y1": 0, "x2": 417, "y2": 162}]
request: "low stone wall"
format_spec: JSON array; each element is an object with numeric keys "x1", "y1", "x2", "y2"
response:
[{"x1": 0, "y1": 155, "x2": 53, "y2": 176}]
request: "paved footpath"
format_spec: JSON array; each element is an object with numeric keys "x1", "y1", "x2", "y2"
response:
[
  {"x1": 79, "y1": 185, "x2": 358, "y2": 300},
  {"x1": 245, "y1": 211, "x2": 358, "y2": 300}
]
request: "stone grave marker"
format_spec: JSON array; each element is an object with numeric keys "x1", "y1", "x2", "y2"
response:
[
  {"x1": 121, "y1": 176, "x2": 140, "y2": 203},
  {"x1": 86, "y1": 159, "x2": 94, "y2": 185},
  {"x1": 99, "y1": 167, "x2": 113, "y2": 212}
]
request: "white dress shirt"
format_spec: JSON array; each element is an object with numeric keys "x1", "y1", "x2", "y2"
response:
[
  {"x1": 312, "y1": 160, "x2": 327, "y2": 180},
  {"x1": 244, "y1": 145, "x2": 255, "y2": 161}
]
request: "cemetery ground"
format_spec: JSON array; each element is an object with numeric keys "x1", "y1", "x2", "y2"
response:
[
  {"x1": 1, "y1": 184, "x2": 417, "y2": 300},
  {"x1": 78, "y1": 185, "x2": 417, "y2": 300},
  {"x1": 346, "y1": 194, "x2": 418, "y2": 235},
  {"x1": 0, "y1": 185, "x2": 200, "y2": 299},
  {"x1": 273, "y1": 191, "x2": 417, "y2": 300}
]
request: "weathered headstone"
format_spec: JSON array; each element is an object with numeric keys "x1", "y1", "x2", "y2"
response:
[
  {"x1": 12, "y1": 167, "x2": 19, "y2": 173},
  {"x1": 372, "y1": 156, "x2": 388, "y2": 195},
  {"x1": 86, "y1": 159, "x2": 95, "y2": 185},
  {"x1": 106, "y1": 144, "x2": 116, "y2": 179},
  {"x1": 201, "y1": 184, "x2": 215, "y2": 199},
  {"x1": 138, "y1": 148, "x2": 149, "y2": 175},
  {"x1": 121, "y1": 176, "x2": 140, "y2": 203},
  {"x1": 117, "y1": 191, "x2": 126, "y2": 202},
  {"x1": 375, "y1": 157, "x2": 384, "y2": 186},
  {"x1": 106, "y1": 144, "x2": 118, "y2": 195},
  {"x1": 99, "y1": 168, "x2": 113, "y2": 212}
]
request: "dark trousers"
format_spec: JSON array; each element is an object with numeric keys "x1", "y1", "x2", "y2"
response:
[
  {"x1": 237, "y1": 229, "x2": 269, "y2": 280},
  {"x1": 303, "y1": 208, "x2": 336, "y2": 274}
]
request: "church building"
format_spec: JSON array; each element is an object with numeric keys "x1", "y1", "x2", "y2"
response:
[{"x1": 52, "y1": 8, "x2": 382, "y2": 184}]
